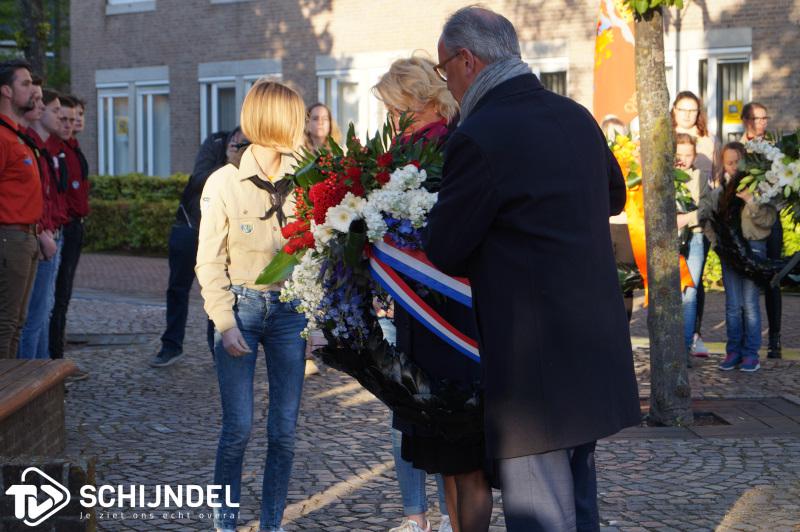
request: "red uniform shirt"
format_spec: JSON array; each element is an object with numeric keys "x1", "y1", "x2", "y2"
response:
[
  {"x1": 44, "y1": 135, "x2": 71, "y2": 229},
  {"x1": 29, "y1": 129, "x2": 69, "y2": 231},
  {"x1": 0, "y1": 113, "x2": 42, "y2": 225},
  {"x1": 63, "y1": 137, "x2": 90, "y2": 219}
]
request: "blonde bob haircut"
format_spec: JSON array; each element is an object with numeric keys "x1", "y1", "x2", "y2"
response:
[
  {"x1": 373, "y1": 55, "x2": 459, "y2": 123},
  {"x1": 240, "y1": 80, "x2": 305, "y2": 153}
]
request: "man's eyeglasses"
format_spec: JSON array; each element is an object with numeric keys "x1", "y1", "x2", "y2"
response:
[
  {"x1": 434, "y1": 50, "x2": 462, "y2": 81},
  {"x1": 748, "y1": 116, "x2": 770, "y2": 122},
  {"x1": 230, "y1": 141, "x2": 251, "y2": 150}
]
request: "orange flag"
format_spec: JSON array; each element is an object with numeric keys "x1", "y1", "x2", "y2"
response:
[{"x1": 593, "y1": 0, "x2": 693, "y2": 304}]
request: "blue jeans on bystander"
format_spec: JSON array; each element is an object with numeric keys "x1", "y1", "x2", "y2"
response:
[
  {"x1": 682, "y1": 232, "x2": 707, "y2": 353},
  {"x1": 18, "y1": 235, "x2": 63, "y2": 359},
  {"x1": 212, "y1": 287, "x2": 307, "y2": 532},
  {"x1": 721, "y1": 240, "x2": 766, "y2": 362}
]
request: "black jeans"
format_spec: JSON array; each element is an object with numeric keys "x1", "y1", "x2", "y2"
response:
[
  {"x1": 765, "y1": 218, "x2": 783, "y2": 342},
  {"x1": 50, "y1": 219, "x2": 84, "y2": 359},
  {"x1": 161, "y1": 223, "x2": 215, "y2": 354}
]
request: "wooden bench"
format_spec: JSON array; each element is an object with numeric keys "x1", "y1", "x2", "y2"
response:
[{"x1": 0, "y1": 359, "x2": 76, "y2": 457}]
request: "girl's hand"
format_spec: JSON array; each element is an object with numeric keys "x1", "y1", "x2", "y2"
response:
[{"x1": 222, "y1": 327, "x2": 251, "y2": 356}]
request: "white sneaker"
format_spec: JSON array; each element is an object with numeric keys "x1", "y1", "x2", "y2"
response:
[
  {"x1": 438, "y1": 515, "x2": 453, "y2": 532},
  {"x1": 305, "y1": 359, "x2": 320, "y2": 376},
  {"x1": 389, "y1": 519, "x2": 431, "y2": 532},
  {"x1": 690, "y1": 335, "x2": 709, "y2": 358}
]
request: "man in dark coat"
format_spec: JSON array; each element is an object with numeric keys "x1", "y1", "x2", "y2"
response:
[
  {"x1": 424, "y1": 7, "x2": 641, "y2": 531},
  {"x1": 149, "y1": 128, "x2": 244, "y2": 367}
]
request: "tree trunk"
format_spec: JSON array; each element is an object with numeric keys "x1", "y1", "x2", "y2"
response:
[
  {"x1": 634, "y1": 7, "x2": 693, "y2": 426},
  {"x1": 18, "y1": 0, "x2": 47, "y2": 78}
]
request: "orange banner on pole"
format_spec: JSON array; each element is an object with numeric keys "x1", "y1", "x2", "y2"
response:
[{"x1": 593, "y1": 0, "x2": 693, "y2": 303}]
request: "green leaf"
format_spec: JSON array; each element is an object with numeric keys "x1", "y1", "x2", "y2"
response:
[
  {"x1": 627, "y1": 174, "x2": 642, "y2": 188},
  {"x1": 673, "y1": 168, "x2": 690, "y2": 182},
  {"x1": 634, "y1": 0, "x2": 649, "y2": 14},
  {"x1": 255, "y1": 251, "x2": 300, "y2": 285}
]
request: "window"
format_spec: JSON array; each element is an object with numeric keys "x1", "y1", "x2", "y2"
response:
[
  {"x1": 137, "y1": 88, "x2": 170, "y2": 176},
  {"x1": 318, "y1": 77, "x2": 369, "y2": 136},
  {"x1": 316, "y1": 52, "x2": 411, "y2": 139},
  {"x1": 540, "y1": 71, "x2": 567, "y2": 96},
  {"x1": 106, "y1": 0, "x2": 155, "y2": 15},
  {"x1": 198, "y1": 59, "x2": 281, "y2": 142},
  {"x1": 696, "y1": 53, "x2": 751, "y2": 141},
  {"x1": 96, "y1": 66, "x2": 170, "y2": 176},
  {"x1": 98, "y1": 92, "x2": 131, "y2": 175}
]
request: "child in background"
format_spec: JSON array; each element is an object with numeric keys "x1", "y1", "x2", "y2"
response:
[
  {"x1": 713, "y1": 142, "x2": 777, "y2": 373},
  {"x1": 674, "y1": 133, "x2": 708, "y2": 362}
]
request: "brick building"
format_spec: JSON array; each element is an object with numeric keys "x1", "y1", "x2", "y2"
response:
[{"x1": 70, "y1": 0, "x2": 799, "y2": 176}]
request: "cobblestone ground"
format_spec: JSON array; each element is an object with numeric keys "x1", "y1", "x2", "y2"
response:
[{"x1": 58, "y1": 254, "x2": 800, "y2": 531}]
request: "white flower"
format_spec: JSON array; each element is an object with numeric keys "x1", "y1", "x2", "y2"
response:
[
  {"x1": 280, "y1": 250, "x2": 324, "y2": 335},
  {"x1": 340, "y1": 192, "x2": 367, "y2": 214},
  {"x1": 312, "y1": 221, "x2": 336, "y2": 246},
  {"x1": 325, "y1": 205, "x2": 357, "y2": 233}
]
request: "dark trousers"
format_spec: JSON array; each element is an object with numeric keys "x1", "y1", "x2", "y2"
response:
[
  {"x1": 161, "y1": 223, "x2": 215, "y2": 354},
  {"x1": 765, "y1": 219, "x2": 783, "y2": 343},
  {"x1": 50, "y1": 219, "x2": 84, "y2": 359},
  {"x1": 498, "y1": 441, "x2": 599, "y2": 532},
  {"x1": 0, "y1": 228, "x2": 39, "y2": 358},
  {"x1": 694, "y1": 236, "x2": 710, "y2": 335}
]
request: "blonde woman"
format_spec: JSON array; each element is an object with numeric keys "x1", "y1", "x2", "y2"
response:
[
  {"x1": 374, "y1": 55, "x2": 491, "y2": 532},
  {"x1": 304, "y1": 102, "x2": 341, "y2": 151},
  {"x1": 196, "y1": 81, "x2": 307, "y2": 532}
]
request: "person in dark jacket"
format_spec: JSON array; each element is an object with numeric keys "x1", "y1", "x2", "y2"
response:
[
  {"x1": 149, "y1": 128, "x2": 246, "y2": 367},
  {"x1": 424, "y1": 7, "x2": 641, "y2": 531}
]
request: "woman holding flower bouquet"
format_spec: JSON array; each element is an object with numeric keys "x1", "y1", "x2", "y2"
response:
[
  {"x1": 373, "y1": 55, "x2": 492, "y2": 532},
  {"x1": 195, "y1": 80, "x2": 308, "y2": 532}
]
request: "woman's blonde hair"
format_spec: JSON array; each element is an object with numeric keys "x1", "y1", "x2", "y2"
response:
[
  {"x1": 373, "y1": 55, "x2": 459, "y2": 122},
  {"x1": 240, "y1": 80, "x2": 305, "y2": 152},
  {"x1": 304, "y1": 102, "x2": 342, "y2": 149}
]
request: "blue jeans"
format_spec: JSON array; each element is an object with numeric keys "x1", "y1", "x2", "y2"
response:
[
  {"x1": 391, "y1": 426, "x2": 448, "y2": 516},
  {"x1": 721, "y1": 240, "x2": 766, "y2": 360},
  {"x1": 682, "y1": 232, "x2": 706, "y2": 352},
  {"x1": 380, "y1": 318, "x2": 448, "y2": 516},
  {"x1": 212, "y1": 288, "x2": 307, "y2": 531},
  {"x1": 18, "y1": 235, "x2": 63, "y2": 359}
]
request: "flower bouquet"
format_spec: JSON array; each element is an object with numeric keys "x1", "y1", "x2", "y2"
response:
[
  {"x1": 738, "y1": 131, "x2": 800, "y2": 219},
  {"x1": 256, "y1": 117, "x2": 483, "y2": 439},
  {"x1": 712, "y1": 130, "x2": 800, "y2": 285}
]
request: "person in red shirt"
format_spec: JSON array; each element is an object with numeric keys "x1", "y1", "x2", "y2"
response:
[
  {"x1": 18, "y1": 86, "x2": 68, "y2": 359},
  {"x1": 49, "y1": 95, "x2": 89, "y2": 378},
  {"x1": 0, "y1": 59, "x2": 42, "y2": 358}
]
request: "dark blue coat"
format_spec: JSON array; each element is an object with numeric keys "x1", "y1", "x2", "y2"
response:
[{"x1": 423, "y1": 74, "x2": 640, "y2": 459}]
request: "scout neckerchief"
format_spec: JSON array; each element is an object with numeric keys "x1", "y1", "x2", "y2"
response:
[{"x1": 244, "y1": 176, "x2": 293, "y2": 227}]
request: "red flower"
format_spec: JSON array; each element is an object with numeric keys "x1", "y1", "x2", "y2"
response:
[
  {"x1": 283, "y1": 231, "x2": 315, "y2": 255},
  {"x1": 375, "y1": 171, "x2": 390, "y2": 185},
  {"x1": 309, "y1": 178, "x2": 347, "y2": 224},
  {"x1": 280, "y1": 219, "x2": 310, "y2": 239},
  {"x1": 409, "y1": 160, "x2": 421, "y2": 169},
  {"x1": 346, "y1": 166, "x2": 362, "y2": 181},
  {"x1": 377, "y1": 152, "x2": 393, "y2": 167}
]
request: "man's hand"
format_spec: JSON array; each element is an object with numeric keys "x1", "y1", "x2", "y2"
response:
[
  {"x1": 676, "y1": 213, "x2": 691, "y2": 229},
  {"x1": 38, "y1": 230, "x2": 57, "y2": 260},
  {"x1": 222, "y1": 327, "x2": 251, "y2": 357},
  {"x1": 736, "y1": 190, "x2": 754, "y2": 203}
]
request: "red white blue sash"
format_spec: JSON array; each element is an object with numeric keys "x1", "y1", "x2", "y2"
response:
[{"x1": 367, "y1": 240, "x2": 480, "y2": 361}]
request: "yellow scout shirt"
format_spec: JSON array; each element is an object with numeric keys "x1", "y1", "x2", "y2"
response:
[{"x1": 196, "y1": 146, "x2": 296, "y2": 333}]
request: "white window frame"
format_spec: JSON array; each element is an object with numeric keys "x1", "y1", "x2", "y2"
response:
[
  {"x1": 136, "y1": 83, "x2": 170, "y2": 176},
  {"x1": 106, "y1": 0, "x2": 155, "y2": 15},
  {"x1": 683, "y1": 47, "x2": 751, "y2": 139},
  {"x1": 198, "y1": 60, "x2": 282, "y2": 143},
  {"x1": 97, "y1": 87, "x2": 129, "y2": 177},
  {"x1": 96, "y1": 66, "x2": 169, "y2": 176}
]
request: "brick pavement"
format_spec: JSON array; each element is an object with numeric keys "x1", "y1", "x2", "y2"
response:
[{"x1": 53, "y1": 254, "x2": 800, "y2": 531}]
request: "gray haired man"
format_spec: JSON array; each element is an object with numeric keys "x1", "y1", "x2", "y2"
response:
[{"x1": 424, "y1": 7, "x2": 641, "y2": 532}]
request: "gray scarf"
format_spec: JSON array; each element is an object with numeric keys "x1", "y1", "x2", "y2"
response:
[{"x1": 458, "y1": 57, "x2": 531, "y2": 124}]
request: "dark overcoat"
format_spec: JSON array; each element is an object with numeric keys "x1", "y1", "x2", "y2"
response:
[{"x1": 423, "y1": 73, "x2": 641, "y2": 459}]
